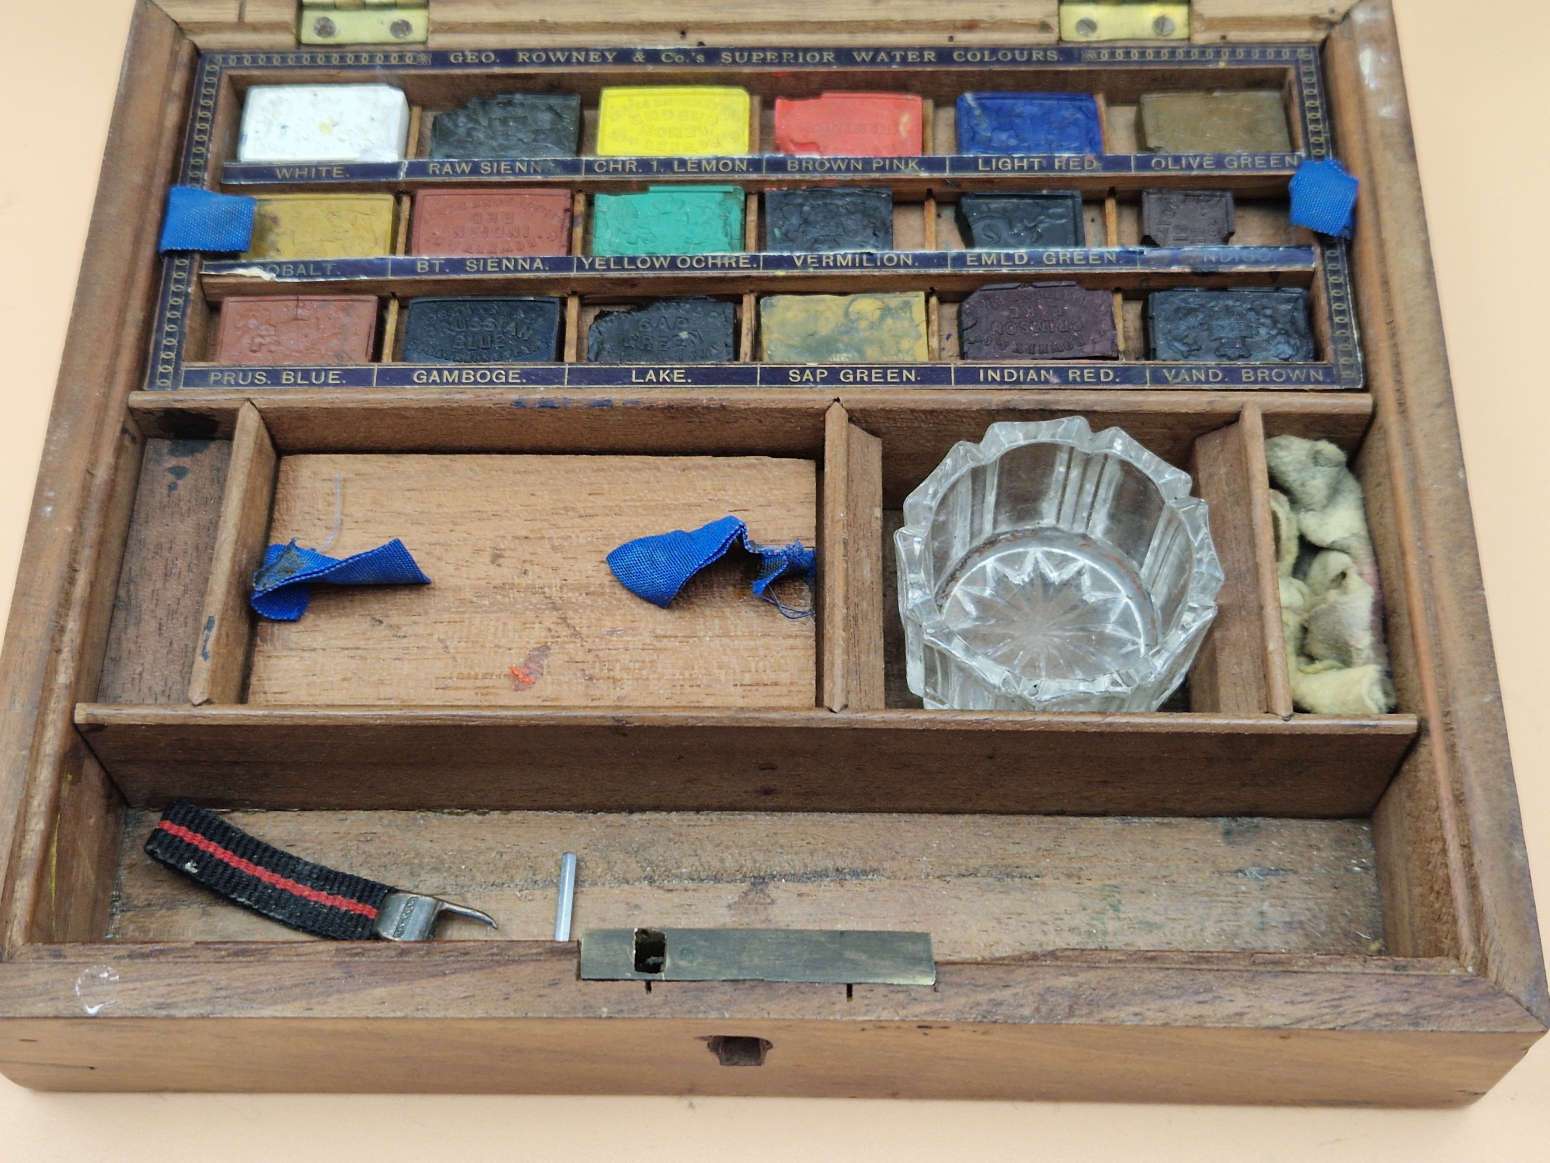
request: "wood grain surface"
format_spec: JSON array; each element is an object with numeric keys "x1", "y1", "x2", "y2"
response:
[
  {"x1": 1189, "y1": 416, "x2": 1272, "y2": 714},
  {"x1": 76, "y1": 703, "x2": 1418, "y2": 817},
  {"x1": 246, "y1": 453, "x2": 816, "y2": 707},
  {"x1": 97, "y1": 438, "x2": 232, "y2": 704},
  {"x1": 0, "y1": 0, "x2": 195, "y2": 957},
  {"x1": 188, "y1": 402, "x2": 275, "y2": 706},
  {"x1": 108, "y1": 807, "x2": 1386, "y2": 957}
]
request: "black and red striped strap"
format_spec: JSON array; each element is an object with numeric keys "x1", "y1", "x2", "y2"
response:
[{"x1": 145, "y1": 800, "x2": 395, "y2": 940}]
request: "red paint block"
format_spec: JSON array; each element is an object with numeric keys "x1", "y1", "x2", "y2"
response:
[
  {"x1": 214, "y1": 295, "x2": 378, "y2": 365},
  {"x1": 411, "y1": 188, "x2": 573, "y2": 257},
  {"x1": 773, "y1": 92, "x2": 923, "y2": 157}
]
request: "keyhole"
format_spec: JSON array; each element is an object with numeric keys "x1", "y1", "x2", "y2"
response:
[
  {"x1": 707, "y1": 1036, "x2": 772, "y2": 1066},
  {"x1": 633, "y1": 928, "x2": 667, "y2": 974}
]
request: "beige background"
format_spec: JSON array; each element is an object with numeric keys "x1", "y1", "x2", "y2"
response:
[{"x1": 1, "y1": 0, "x2": 1546, "y2": 1156}]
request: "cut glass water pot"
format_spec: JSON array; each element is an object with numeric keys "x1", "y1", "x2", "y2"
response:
[{"x1": 895, "y1": 417, "x2": 1223, "y2": 712}]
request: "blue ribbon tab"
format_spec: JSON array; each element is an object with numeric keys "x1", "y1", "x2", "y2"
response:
[
  {"x1": 1288, "y1": 157, "x2": 1359, "y2": 238},
  {"x1": 251, "y1": 539, "x2": 432, "y2": 621},
  {"x1": 159, "y1": 186, "x2": 257, "y2": 253},
  {"x1": 607, "y1": 516, "x2": 816, "y2": 619}
]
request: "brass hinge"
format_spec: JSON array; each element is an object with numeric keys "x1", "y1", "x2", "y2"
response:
[
  {"x1": 301, "y1": 1, "x2": 428, "y2": 46},
  {"x1": 1061, "y1": 2, "x2": 1190, "y2": 42}
]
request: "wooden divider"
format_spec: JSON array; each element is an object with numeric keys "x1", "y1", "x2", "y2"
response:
[
  {"x1": 187, "y1": 402, "x2": 276, "y2": 706},
  {"x1": 1241, "y1": 404, "x2": 1297, "y2": 716},
  {"x1": 821, "y1": 404, "x2": 884, "y2": 711},
  {"x1": 1188, "y1": 412, "x2": 1272, "y2": 714},
  {"x1": 75, "y1": 703, "x2": 1418, "y2": 817}
]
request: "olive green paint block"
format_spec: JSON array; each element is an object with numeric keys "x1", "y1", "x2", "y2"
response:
[
  {"x1": 591, "y1": 185, "x2": 745, "y2": 256},
  {"x1": 759, "y1": 293, "x2": 930, "y2": 362},
  {"x1": 1137, "y1": 91, "x2": 1292, "y2": 154}
]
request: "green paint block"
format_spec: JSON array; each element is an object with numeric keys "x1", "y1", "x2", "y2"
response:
[
  {"x1": 590, "y1": 185, "x2": 746, "y2": 256},
  {"x1": 759, "y1": 293, "x2": 930, "y2": 362}
]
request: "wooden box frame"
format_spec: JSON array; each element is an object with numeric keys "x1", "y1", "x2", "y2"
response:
[{"x1": 0, "y1": 0, "x2": 1542, "y2": 1104}]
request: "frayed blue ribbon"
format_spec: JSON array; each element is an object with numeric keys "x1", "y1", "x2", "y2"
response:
[
  {"x1": 607, "y1": 515, "x2": 816, "y2": 619},
  {"x1": 1289, "y1": 157, "x2": 1359, "y2": 238},
  {"x1": 159, "y1": 186, "x2": 256, "y2": 253},
  {"x1": 251, "y1": 539, "x2": 432, "y2": 621}
]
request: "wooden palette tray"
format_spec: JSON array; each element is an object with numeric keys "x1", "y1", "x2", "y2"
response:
[{"x1": 0, "y1": 0, "x2": 1541, "y2": 1107}]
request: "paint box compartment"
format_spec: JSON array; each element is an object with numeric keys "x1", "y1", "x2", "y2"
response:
[
  {"x1": 0, "y1": 2, "x2": 1540, "y2": 1110},
  {"x1": 89, "y1": 392, "x2": 1417, "y2": 820},
  {"x1": 233, "y1": 443, "x2": 817, "y2": 710}
]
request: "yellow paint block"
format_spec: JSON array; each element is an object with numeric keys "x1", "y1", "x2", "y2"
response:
[
  {"x1": 759, "y1": 293, "x2": 930, "y2": 362},
  {"x1": 596, "y1": 87, "x2": 751, "y2": 156},
  {"x1": 245, "y1": 194, "x2": 397, "y2": 260}
]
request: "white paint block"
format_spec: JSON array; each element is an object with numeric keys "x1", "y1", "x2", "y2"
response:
[{"x1": 237, "y1": 84, "x2": 411, "y2": 163}]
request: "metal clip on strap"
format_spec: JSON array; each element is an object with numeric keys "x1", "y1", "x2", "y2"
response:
[{"x1": 144, "y1": 800, "x2": 495, "y2": 941}]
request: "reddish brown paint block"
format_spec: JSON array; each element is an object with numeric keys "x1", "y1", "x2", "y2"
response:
[
  {"x1": 410, "y1": 189, "x2": 573, "y2": 257},
  {"x1": 773, "y1": 92, "x2": 923, "y2": 157},
  {"x1": 214, "y1": 296, "x2": 378, "y2": 365}
]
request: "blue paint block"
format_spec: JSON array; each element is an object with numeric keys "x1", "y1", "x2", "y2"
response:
[
  {"x1": 956, "y1": 92, "x2": 1103, "y2": 155},
  {"x1": 402, "y1": 296, "x2": 563, "y2": 363}
]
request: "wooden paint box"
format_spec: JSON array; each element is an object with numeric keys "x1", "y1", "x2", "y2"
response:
[{"x1": 0, "y1": 1, "x2": 1541, "y2": 1106}]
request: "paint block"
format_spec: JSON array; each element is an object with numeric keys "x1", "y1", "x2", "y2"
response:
[
  {"x1": 587, "y1": 298, "x2": 737, "y2": 363},
  {"x1": 759, "y1": 293, "x2": 929, "y2": 362},
  {"x1": 246, "y1": 194, "x2": 397, "y2": 260},
  {"x1": 956, "y1": 92, "x2": 1103, "y2": 155},
  {"x1": 411, "y1": 189, "x2": 572, "y2": 257},
  {"x1": 773, "y1": 92, "x2": 923, "y2": 156},
  {"x1": 237, "y1": 84, "x2": 410, "y2": 163},
  {"x1": 591, "y1": 186, "x2": 745, "y2": 256},
  {"x1": 402, "y1": 297, "x2": 564, "y2": 363},
  {"x1": 959, "y1": 282, "x2": 1118, "y2": 360},
  {"x1": 955, "y1": 191, "x2": 1085, "y2": 248},
  {"x1": 429, "y1": 93, "x2": 582, "y2": 158},
  {"x1": 1138, "y1": 91, "x2": 1292, "y2": 154},
  {"x1": 1141, "y1": 189, "x2": 1237, "y2": 246},
  {"x1": 1147, "y1": 288, "x2": 1314, "y2": 361},
  {"x1": 596, "y1": 87, "x2": 751, "y2": 156},
  {"x1": 215, "y1": 296, "x2": 378, "y2": 365},
  {"x1": 764, "y1": 188, "x2": 893, "y2": 252}
]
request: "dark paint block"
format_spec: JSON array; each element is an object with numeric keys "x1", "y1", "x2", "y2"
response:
[
  {"x1": 1137, "y1": 91, "x2": 1292, "y2": 154},
  {"x1": 773, "y1": 92, "x2": 923, "y2": 156},
  {"x1": 956, "y1": 92, "x2": 1103, "y2": 155},
  {"x1": 955, "y1": 191, "x2": 1085, "y2": 248},
  {"x1": 1147, "y1": 288, "x2": 1314, "y2": 362},
  {"x1": 402, "y1": 296, "x2": 563, "y2": 363},
  {"x1": 1141, "y1": 189, "x2": 1236, "y2": 246},
  {"x1": 215, "y1": 295, "x2": 378, "y2": 365},
  {"x1": 430, "y1": 93, "x2": 582, "y2": 159},
  {"x1": 959, "y1": 282, "x2": 1118, "y2": 360},
  {"x1": 587, "y1": 298, "x2": 737, "y2": 363},
  {"x1": 764, "y1": 188, "x2": 894, "y2": 252}
]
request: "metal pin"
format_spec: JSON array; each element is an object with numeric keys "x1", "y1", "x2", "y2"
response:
[
  {"x1": 374, "y1": 892, "x2": 496, "y2": 942},
  {"x1": 554, "y1": 852, "x2": 578, "y2": 941}
]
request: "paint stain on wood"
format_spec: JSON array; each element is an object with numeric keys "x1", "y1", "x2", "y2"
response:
[{"x1": 509, "y1": 644, "x2": 552, "y2": 689}]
